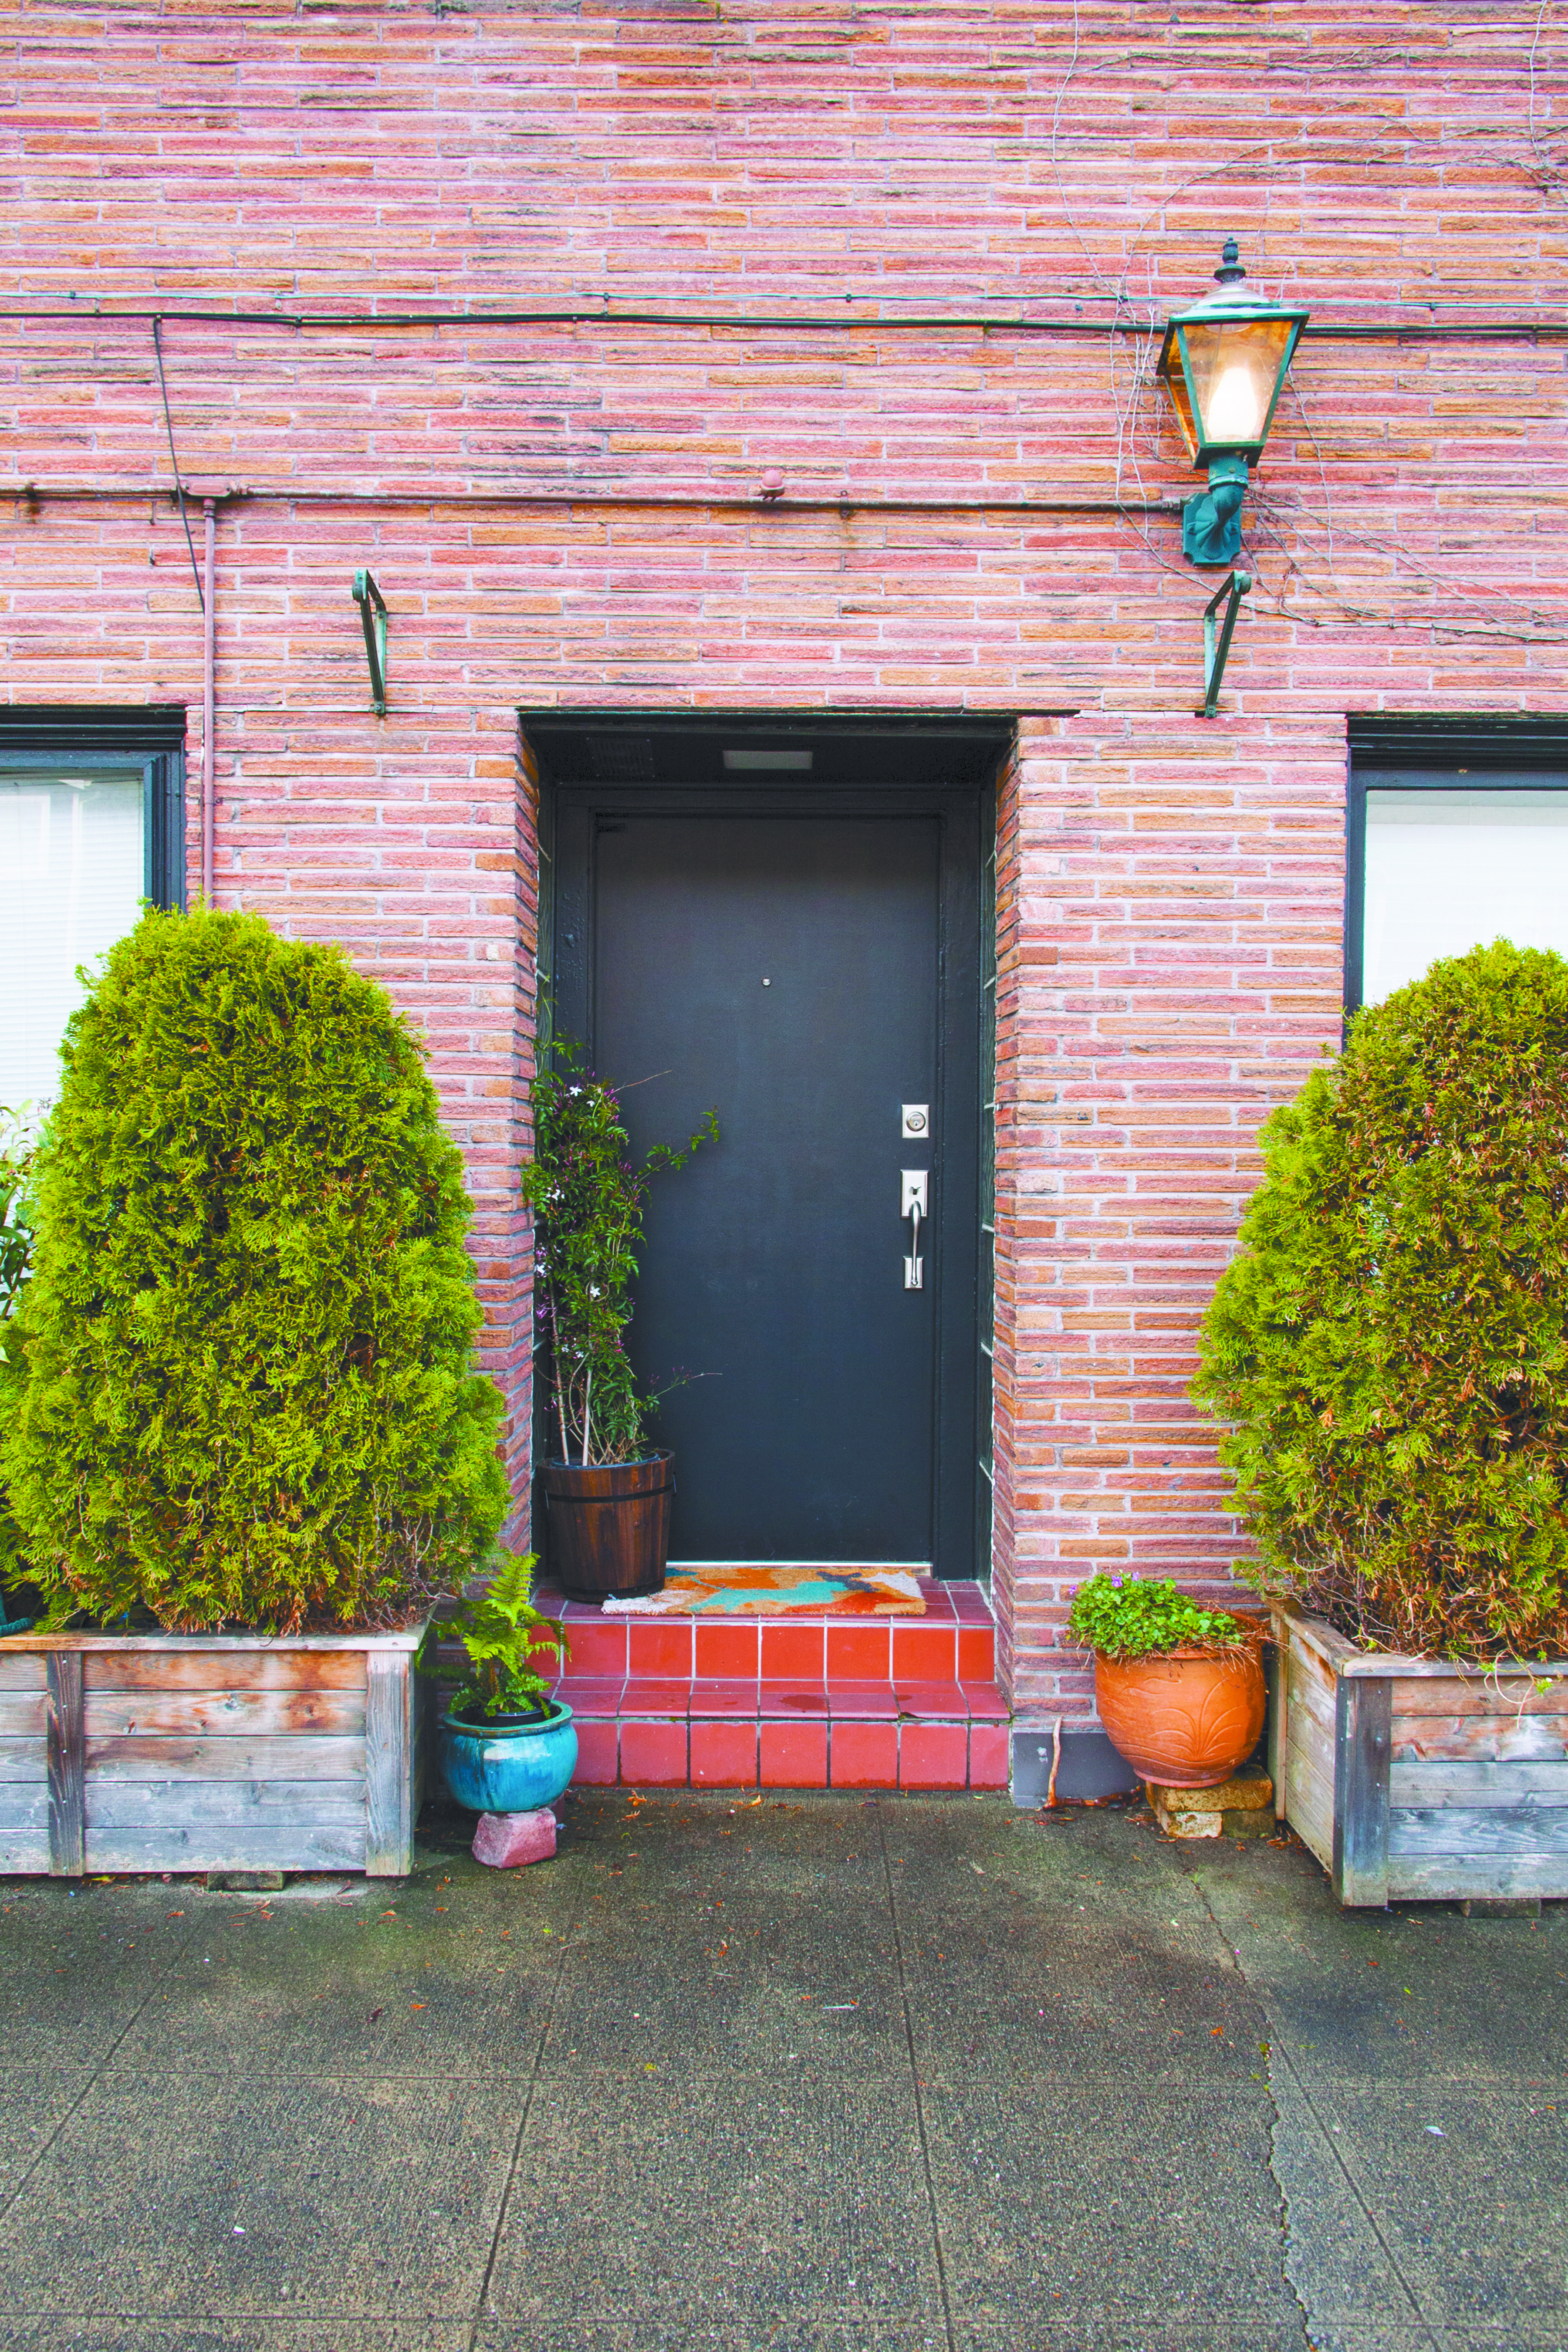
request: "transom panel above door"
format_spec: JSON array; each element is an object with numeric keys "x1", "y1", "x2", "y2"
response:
[{"x1": 531, "y1": 715, "x2": 1010, "y2": 1580}]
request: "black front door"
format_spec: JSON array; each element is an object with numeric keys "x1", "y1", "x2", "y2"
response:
[{"x1": 546, "y1": 738, "x2": 991, "y2": 1577}]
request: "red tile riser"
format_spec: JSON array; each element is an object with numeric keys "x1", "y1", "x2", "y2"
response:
[
  {"x1": 899, "y1": 1724, "x2": 970, "y2": 1791},
  {"x1": 694, "y1": 1622, "x2": 760, "y2": 1679},
  {"x1": 830, "y1": 1722, "x2": 901, "y2": 1789},
  {"x1": 761, "y1": 1721, "x2": 829, "y2": 1789},
  {"x1": 690, "y1": 1721, "x2": 759, "y2": 1788},
  {"x1": 825, "y1": 1624, "x2": 893, "y2": 1680},
  {"x1": 617, "y1": 1721, "x2": 689, "y2": 1788},
  {"x1": 967, "y1": 1725, "x2": 1011, "y2": 1790},
  {"x1": 625, "y1": 1622, "x2": 696, "y2": 1679}
]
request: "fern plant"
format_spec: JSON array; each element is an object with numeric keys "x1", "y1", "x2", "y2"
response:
[{"x1": 436, "y1": 1549, "x2": 569, "y2": 1722}]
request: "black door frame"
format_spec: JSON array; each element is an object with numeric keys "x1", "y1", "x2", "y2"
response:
[{"x1": 523, "y1": 712, "x2": 1013, "y2": 1581}]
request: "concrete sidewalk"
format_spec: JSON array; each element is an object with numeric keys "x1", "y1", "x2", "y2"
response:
[{"x1": 0, "y1": 1790, "x2": 1562, "y2": 2351}]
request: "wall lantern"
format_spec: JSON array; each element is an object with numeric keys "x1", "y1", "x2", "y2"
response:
[{"x1": 1156, "y1": 238, "x2": 1308, "y2": 567}]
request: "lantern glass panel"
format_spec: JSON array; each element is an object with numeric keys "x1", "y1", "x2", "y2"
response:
[
  {"x1": 1165, "y1": 360, "x2": 1200, "y2": 461},
  {"x1": 1180, "y1": 314, "x2": 1296, "y2": 452}
]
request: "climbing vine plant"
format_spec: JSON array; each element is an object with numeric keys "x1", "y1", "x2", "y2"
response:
[{"x1": 521, "y1": 1041, "x2": 717, "y2": 1467}]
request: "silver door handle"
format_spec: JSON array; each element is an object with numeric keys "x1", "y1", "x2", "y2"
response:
[{"x1": 902, "y1": 1169, "x2": 928, "y2": 1290}]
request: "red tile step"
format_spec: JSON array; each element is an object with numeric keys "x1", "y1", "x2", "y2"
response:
[
  {"x1": 542, "y1": 1575, "x2": 996, "y2": 1683},
  {"x1": 540, "y1": 1578, "x2": 1008, "y2": 1793}
]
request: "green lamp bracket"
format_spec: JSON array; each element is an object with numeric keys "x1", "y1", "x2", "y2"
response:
[
  {"x1": 1198, "y1": 569, "x2": 1250, "y2": 719},
  {"x1": 1183, "y1": 453, "x2": 1249, "y2": 567},
  {"x1": 352, "y1": 569, "x2": 388, "y2": 716}
]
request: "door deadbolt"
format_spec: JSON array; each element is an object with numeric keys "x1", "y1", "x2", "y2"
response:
[
  {"x1": 901, "y1": 1102, "x2": 929, "y2": 1138},
  {"x1": 902, "y1": 1169, "x2": 928, "y2": 1290}
]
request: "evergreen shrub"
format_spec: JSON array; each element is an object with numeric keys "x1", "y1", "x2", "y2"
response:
[
  {"x1": 0, "y1": 1113, "x2": 37, "y2": 1601},
  {"x1": 1, "y1": 908, "x2": 507, "y2": 1632},
  {"x1": 1194, "y1": 941, "x2": 1568, "y2": 1660}
]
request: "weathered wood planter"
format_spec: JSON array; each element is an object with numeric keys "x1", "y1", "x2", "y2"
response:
[
  {"x1": 1271, "y1": 1600, "x2": 1568, "y2": 1907},
  {"x1": 0, "y1": 1627, "x2": 428, "y2": 1879}
]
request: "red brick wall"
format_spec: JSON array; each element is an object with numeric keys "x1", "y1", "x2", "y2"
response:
[{"x1": 4, "y1": 3, "x2": 1568, "y2": 1723}]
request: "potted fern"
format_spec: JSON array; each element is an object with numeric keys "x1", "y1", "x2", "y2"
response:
[
  {"x1": 521, "y1": 1041, "x2": 716, "y2": 1602},
  {"x1": 435, "y1": 1550, "x2": 577, "y2": 1814}
]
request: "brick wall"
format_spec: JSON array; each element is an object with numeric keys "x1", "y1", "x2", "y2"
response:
[{"x1": 4, "y1": 2, "x2": 1568, "y2": 1724}]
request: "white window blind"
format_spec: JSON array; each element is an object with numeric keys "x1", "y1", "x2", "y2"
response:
[
  {"x1": 0, "y1": 771, "x2": 144, "y2": 1112},
  {"x1": 1362, "y1": 787, "x2": 1568, "y2": 1007}
]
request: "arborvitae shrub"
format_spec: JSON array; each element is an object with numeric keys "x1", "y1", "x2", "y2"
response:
[
  {"x1": 1, "y1": 908, "x2": 508, "y2": 1632},
  {"x1": 0, "y1": 1115, "x2": 37, "y2": 1603},
  {"x1": 1194, "y1": 942, "x2": 1568, "y2": 1660}
]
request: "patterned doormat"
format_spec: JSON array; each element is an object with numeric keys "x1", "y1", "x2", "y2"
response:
[{"x1": 602, "y1": 1563, "x2": 926, "y2": 1617}]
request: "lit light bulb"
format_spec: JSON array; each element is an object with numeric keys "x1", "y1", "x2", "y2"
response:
[{"x1": 1204, "y1": 365, "x2": 1262, "y2": 442}]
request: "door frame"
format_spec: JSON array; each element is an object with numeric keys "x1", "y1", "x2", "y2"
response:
[{"x1": 524, "y1": 713, "x2": 1013, "y2": 1581}]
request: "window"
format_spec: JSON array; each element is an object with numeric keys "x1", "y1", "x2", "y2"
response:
[
  {"x1": 1347, "y1": 727, "x2": 1568, "y2": 1010},
  {"x1": 0, "y1": 713, "x2": 184, "y2": 1112}
]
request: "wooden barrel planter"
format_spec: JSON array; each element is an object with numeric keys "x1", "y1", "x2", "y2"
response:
[
  {"x1": 0, "y1": 1626, "x2": 428, "y2": 1879},
  {"x1": 541, "y1": 1450, "x2": 674, "y2": 1602},
  {"x1": 1270, "y1": 1600, "x2": 1568, "y2": 1908}
]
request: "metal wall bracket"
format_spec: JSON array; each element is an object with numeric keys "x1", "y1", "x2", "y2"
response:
[
  {"x1": 1182, "y1": 451, "x2": 1249, "y2": 567},
  {"x1": 352, "y1": 568, "x2": 388, "y2": 716},
  {"x1": 1198, "y1": 568, "x2": 1250, "y2": 719}
]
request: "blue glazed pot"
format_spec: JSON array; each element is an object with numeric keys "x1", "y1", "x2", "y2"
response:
[{"x1": 440, "y1": 1700, "x2": 578, "y2": 1814}]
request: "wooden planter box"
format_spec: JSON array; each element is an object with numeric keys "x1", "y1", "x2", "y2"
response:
[
  {"x1": 1271, "y1": 1600, "x2": 1568, "y2": 1907},
  {"x1": 0, "y1": 1627, "x2": 428, "y2": 1879}
]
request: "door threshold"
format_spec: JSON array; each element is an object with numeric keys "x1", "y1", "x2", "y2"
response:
[{"x1": 666, "y1": 1559, "x2": 934, "y2": 1572}]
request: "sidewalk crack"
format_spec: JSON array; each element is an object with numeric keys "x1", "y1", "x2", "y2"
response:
[
  {"x1": 0, "y1": 1893, "x2": 201, "y2": 2232},
  {"x1": 877, "y1": 1800, "x2": 959, "y2": 2352},
  {"x1": 467, "y1": 1876, "x2": 582, "y2": 2350},
  {"x1": 1190, "y1": 1866, "x2": 1445, "y2": 2352}
]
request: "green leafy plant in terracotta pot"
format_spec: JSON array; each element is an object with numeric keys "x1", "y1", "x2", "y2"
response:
[
  {"x1": 434, "y1": 1549, "x2": 578, "y2": 1813},
  {"x1": 520, "y1": 1040, "x2": 717, "y2": 1602},
  {"x1": 1068, "y1": 1574, "x2": 1265, "y2": 1788}
]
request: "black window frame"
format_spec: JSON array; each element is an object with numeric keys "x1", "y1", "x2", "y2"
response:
[
  {"x1": 0, "y1": 707, "x2": 186, "y2": 912},
  {"x1": 1345, "y1": 719, "x2": 1568, "y2": 1012}
]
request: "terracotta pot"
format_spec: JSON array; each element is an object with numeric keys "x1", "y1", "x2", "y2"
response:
[{"x1": 1094, "y1": 1633, "x2": 1266, "y2": 1788}]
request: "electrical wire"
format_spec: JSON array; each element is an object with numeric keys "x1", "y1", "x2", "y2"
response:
[
  {"x1": 5, "y1": 304, "x2": 1568, "y2": 346},
  {"x1": 5, "y1": 483, "x2": 1186, "y2": 520},
  {"x1": 149, "y1": 318, "x2": 204, "y2": 612}
]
